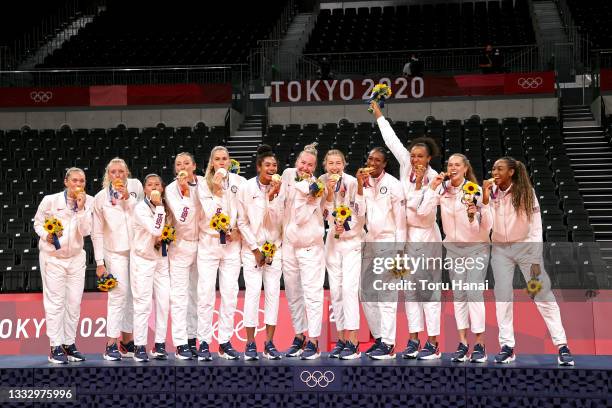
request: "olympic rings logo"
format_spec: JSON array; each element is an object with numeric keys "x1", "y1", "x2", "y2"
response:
[
  {"x1": 517, "y1": 77, "x2": 543, "y2": 89},
  {"x1": 211, "y1": 309, "x2": 266, "y2": 343},
  {"x1": 30, "y1": 91, "x2": 53, "y2": 103},
  {"x1": 299, "y1": 370, "x2": 336, "y2": 388}
]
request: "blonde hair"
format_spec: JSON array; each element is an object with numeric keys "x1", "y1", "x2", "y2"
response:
[
  {"x1": 205, "y1": 146, "x2": 230, "y2": 193},
  {"x1": 295, "y1": 142, "x2": 318, "y2": 167},
  {"x1": 64, "y1": 167, "x2": 85, "y2": 180},
  {"x1": 323, "y1": 149, "x2": 346, "y2": 171},
  {"x1": 102, "y1": 157, "x2": 131, "y2": 188}
]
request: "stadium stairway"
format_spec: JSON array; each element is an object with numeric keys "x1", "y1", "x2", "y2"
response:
[
  {"x1": 562, "y1": 105, "x2": 612, "y2": 245},
  {"x1": 278, "y1": 12, "x2": 315, "y2": 77},
  {"x1": 226, "y1": 115, "x2": 264, "y2": 178}
]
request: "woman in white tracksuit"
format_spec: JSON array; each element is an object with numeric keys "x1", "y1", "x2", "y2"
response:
[
  {"x1": 321, "y1": 149, "x2": 365, "y2": 360},
  {"x1": 92, "y1": 157, "x2": 143, "y2": 361},
  {"x1": 165, "y1": 152, "x2": 203, "y2": 360},
  {"x1": 35, "y1": 168, "x2": 94, "y2": 364},
  {"x1": 196, "y1": 146, "x2": 246, "y2": 360},
  {"x1": 237, "y1": 145, "x2": 284, "y2": 361},
  {"x1": 371, "y1": 101, "x2": 443, "y2": 360},
  {"x1": 418, "y1": 154, "x2": 492, "y2": 363},
  {"x1": 280, "y1": 143, "x2": 326, "y2": 360},
  {"x1": 358, "y1": 147, "x2": 407, "y2": 360},
  {"x1": 130, "y1": 174, "x2": 172, "y2": 362},
  {"x1": 484, "y1": 156, "x2": 574, "y2": 366}
]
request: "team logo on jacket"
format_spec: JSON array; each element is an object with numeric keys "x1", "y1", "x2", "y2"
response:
[
  {"x1": 155, "y1": 214, "x2": 164, "y2": 229},
  {"x1": 231, "y1": 185, "x2": 238, "y2": 193},
  {"x1": 179, "y1": 207, "x2": 189, "y2": 222},
  {"x1": 380, "y1": 186, "x2": 388, "y2": 194}
]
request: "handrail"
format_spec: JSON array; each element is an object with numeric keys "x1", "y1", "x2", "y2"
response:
[
  {"x1": 0, "y1": 63, "x2": 248, "y2": 74},
  {"x1": 303, "y1": 44, "x2": 537, "y2": 58},
  {"x1": 0, "y1": 64, "x2": 249, "y2": 88}
]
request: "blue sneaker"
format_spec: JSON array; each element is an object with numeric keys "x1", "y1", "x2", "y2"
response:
[
  {"x1": 339, "y1": 341, "x2": 361, "y2": 360},
  {"x1": 369, "y1": 342, "x2": 395, "y2": 360},
  {"x1": 558, "y1": 345, "x2": 574, "y2": 366},
  {"x1": 103, "y1": 342, "x2": 122, "y2": 361},
  {"x1": 495, "y1": 345, "x2": 515, "y2": 364},
  {"x1": 188, "y1": 338, "x2": 198, "y2": 358},
  {"x1": 48, "y1": 346, "x2": 68, "y2": 364},
  {"x1": 63, "y1": 344, "x2": 85, "y2": 362},
  {"x1": 470, "y1": 344, "x2": 487, "y2": 363},
  {"x1": 402, "y1": 339, "x2": 420, "y2": 359},
  {"x1": 417, "y1": 341, "x2": 441, "y2": 360},
  {"x1": 285, "y1": 336, "x2": 307, "y2": 357},
  {"x1": 175, "y1": 344, "x2": 193, "y2": 360},
  {"x1": 329, "y1": 340, "x2": 346, "y2": 359},
  {"x1": 134, "y1": 345, "x2": 149, "y2": 362},
  {"x1": 197, "y1": 341, "x2": 212, "y2": 361},
  {"x1": 219, "y1": 341, "x2": 241, "y2": 360},
  {"x1": 244, "y1": 342, "x2": 259, "y2": 361},
  {"x1": 152, "y1": 342, "x2": 168, "y2": 360},
  {"x1": 365, "y1": 338, "x2": 383, "y2": 356},
  {"x1": 451, "y1": 343, "x2": 469, "y2": 362},
  {"x1": 300, "y1": 341, "x2": 321, "y2": 360},
  {"x1": 263, "y1": 341, "x2": 283, "y2": 360},
  {"x1": 119, "y1": 340, "x2": 135, "y2": 358}
]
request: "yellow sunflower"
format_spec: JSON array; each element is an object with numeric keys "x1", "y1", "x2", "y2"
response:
[
  {"x1": 526, "y1": 278, "x2": 542, "y2": 297},
  {"x1": 463, "y1": 181, "x2": 479, "y2": 195}
]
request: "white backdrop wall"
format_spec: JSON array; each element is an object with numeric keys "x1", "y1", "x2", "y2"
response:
[
  {"x1": 269, "y1": 97, "x2": 558, "y2": 125},
  {"x1": 0, "y1": 106, "x2": 229, "y2": 130}
]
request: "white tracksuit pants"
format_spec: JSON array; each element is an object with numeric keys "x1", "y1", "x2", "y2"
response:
[
  {"x1": 405, "y1": 244, "x2": 443, "y2": 337},
  {"x1": 491, "y1": 244, "x2": 567, "y2": 348},
  {"x1": 326, "y1": 238, "x2": 361, "y2": 332},
  {"x1": 130, "y1": 254, "x2": 170, "y2": 346},
  {"x1": 169, "y1": 239, "x2": 198, "y2": 346},
  {"x1": 197, "y1": 235, "x2": 241, "y2": 345},
  {"x1": 282, "y1": 242, "x2": 326, "y2": 338},
  {"x1": 105, "y1": 250, "x2": 133, "y2": 338},
  {"x1": 242, "y1": 248, "x2": 283, "y2": 328},
  {"x1": 40, "y1": 251, "x2": 86, "y2": 347},
  {"x1": 447, "y1": 247, "x2": 489, "y2": 334},
  {"x1": 361, "y1": 243, "x2": 393, "y2": 343}
]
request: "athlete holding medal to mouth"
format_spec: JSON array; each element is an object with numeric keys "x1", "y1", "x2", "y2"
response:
[
  {"x1": 165, "y1": 152, "x2": 203, "y2": 360},
  {"x1": 237, "y1": 145, "x2": 284, "y2": 360},
  {"x1": 35, "y1": 167, "x2": 94, "y2": 364},
  {"x1": 92, "y1": 158, "x2": 143, "y2": 361}
]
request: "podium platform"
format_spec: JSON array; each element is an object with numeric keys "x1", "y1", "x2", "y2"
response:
[{"x1": 1, "y1": 353, "x2": 611, "y2": 407}]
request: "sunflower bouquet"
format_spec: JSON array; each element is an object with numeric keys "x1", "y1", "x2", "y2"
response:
[
  {"x1": 309, "y1": 179, "x2": 325, "y2": 198},
  {"x1": 229, "y1": 159, "x2": 241, "y2": 174},
  {"x1": 389, "y1": 257, "x2": 411, "y2": 279},
  {"x1": 332, "y1": 205, "x2": 352, "y2": 239},
  {"x1": 211, "y1": 211, "x2": 231, "y2": 244},
  {"x1": 43, "y1": 217, "x2": 64, "y2": 249},
  {"x1": 260, "y1": 241, "x2": 277, "y2": 265},
  {"x1": 461, "y1": 181, "x2": 481, "y2": 222},
  {"x1": 97, "y1": 274, "x2": 118, "y2": 292},
  {"x1": 160, "y1": 224, "x2": 176, "y2": 257},
  {"x1": 367, "y1": 83, "x2": 393, "y2": 113},
  {"x1": 526, "y1": 278, "x2": 542, "y2": 299}
]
